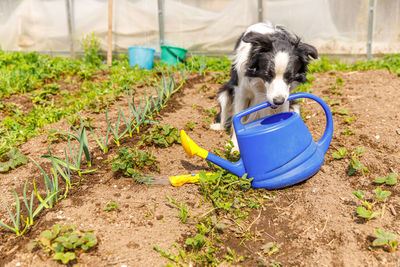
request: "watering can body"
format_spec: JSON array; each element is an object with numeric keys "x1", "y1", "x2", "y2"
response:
[{"x1": 181, "y1": 92, "x2": 333, "y2": 189}]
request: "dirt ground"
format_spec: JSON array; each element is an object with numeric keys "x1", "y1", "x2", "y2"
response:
[{"x1": 1, "y1": 69, "x2": 400, "y2": 266}]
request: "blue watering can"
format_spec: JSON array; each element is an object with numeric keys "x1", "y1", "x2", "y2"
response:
[{"x1": 180, "y1": 92, "x2": 333, "y2": 189}]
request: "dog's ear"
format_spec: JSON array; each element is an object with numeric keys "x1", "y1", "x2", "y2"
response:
[
  {"x1": 297, "y1": 42, "x2": 318, "y2": 60},
  {"x1": 242, "y1": 32, "x2": 273, "y2": 51}
]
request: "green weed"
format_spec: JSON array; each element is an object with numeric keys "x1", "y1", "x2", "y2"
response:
[{"x1": 166, "y1": 195, "x2": 189, "y2": 223}]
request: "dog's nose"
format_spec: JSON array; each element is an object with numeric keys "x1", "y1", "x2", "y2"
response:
[{"x1": 273, "y1": 96, "x2": 285, "y2": 105}]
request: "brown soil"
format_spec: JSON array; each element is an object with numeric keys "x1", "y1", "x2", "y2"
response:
[{"x1": 1, "y1": 69, "x2": 400, "y2": 266}]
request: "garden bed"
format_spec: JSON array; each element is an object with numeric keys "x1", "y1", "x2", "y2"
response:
[{"x1": 1, "y1": 53, "x2": 400, "y2": 266}]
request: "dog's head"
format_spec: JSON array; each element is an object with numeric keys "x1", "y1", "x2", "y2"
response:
[{"x1": 242, "y1": 31, "x2": 318, "y2": 106}]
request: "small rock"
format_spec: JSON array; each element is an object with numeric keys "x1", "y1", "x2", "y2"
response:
[
  {"x1": 126, "y1": 195, "x2": 131, "y2": 199},
  {"x1": 148, "y1": 221, "x2": 153, "y2": 226},
  {"x1": 114, "y1": 192, "x2": 121, "y2": 197},
  {"x1": 156, "y1": 215, "x2": 164, "y2": 220}
]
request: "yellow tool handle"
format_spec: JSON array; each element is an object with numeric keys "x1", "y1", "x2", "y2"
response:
[{"x1": 169, "y1": 173, "x2": 213, "y2": 187}]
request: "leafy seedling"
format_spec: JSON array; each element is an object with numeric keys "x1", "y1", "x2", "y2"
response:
[
  {"x1": 332, "y1": 148, "x2": 347, "y2": 159},
  {"x1": 372, "y1": 229, "x2": 398, "y2": 253},
  {"x1": 0, "y1": 148, "x2": 28, "y2": 173},
  {"x1": 332, "y1": 107, "x2": 349, "y2": 116},
  {"x1": 111, "y1": 147, "x2": 159, "y2": 183},
  {"x1": 356, "y1": 206, "x2": 380, "y2": 220},
  {"x1": 329, "y1": 100, "x2": 341, "y2": 106},
  {"x1": 262, "y1": 242, "x2": 279, "y2": 256},
  {"x1": 348, "y1": 148, "x2": 369, "y2": 176},
  {"x1": 184, "y1": 121, "x2": 195, "y2": 131},
  {"x1": 375, "y1": 187, "x2": 391, "y2": 201},
  {"x1": 103, "y1": 202, "x2": 119, "y2": 212},
  {"x1": 374, "y1": 173, "x2": 397, "y2": 186},
  {"x1": 345, "y1": 116, "x2": 355, "y2": 125},
  {"x1": 186, "y1": 234, "x2": 206, "y2": 253},
  {"x1": 137, "y1": 124, "x2": 181, "y2": 148},
  {"x1": 30, "y1": 224, "x2": 98, "y2": 264},
  {"x1": 343, "y1": 128, "x2": 355, "y2": 136},
  {"x1": 46, "y1": 129, "x2": 68, "y2": 144}
]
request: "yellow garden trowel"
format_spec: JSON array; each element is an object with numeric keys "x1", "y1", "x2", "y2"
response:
[{"x1": 151, "y1": 173, "x2": 214, "y2": 186}]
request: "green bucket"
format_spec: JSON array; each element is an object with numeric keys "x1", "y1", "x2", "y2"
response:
[{"x1": 161, "y1": 45, "x2": 187, "y2": 65}]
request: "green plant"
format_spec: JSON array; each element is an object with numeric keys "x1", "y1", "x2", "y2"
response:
[
  {"x1": 204, "y1": 108, "x2": 217, "y2": 118},
  {"x1": 166, "y1": 195, "x2": 189, "y2": 223},
  {"x1": 80, "y1": 31, "x2": 102, "y2": 65},
  {"x1": 0, "y1": 148, "x2": 28, "y2": 173},
  {"x1": 343, "y1": 128, "x2": 355, "y2": 136},
  {"x1": 375, "y1": 187, "x2": 391, "y2": 201},
  {"x1": 348, "y1": 148, "x2": 369, "y2": 176},
  {"x1": 111, "y1": 147, "x2": 159, "y2": 183},
  {"x1": 22, "y1": 180, "x2": 58, "y2": 227},
  {"x1": 0, "y1": 188, "x2": 27, "y2": 236},
  {"x1": 47, "y1": 129, "x2": 68, "y2": 144},
  {"x1": 184, "y1": 121, "x2": 195, "y2": 131},
  {"x1": 103, "y1": 202, "x2": 119, "y2": 212},
  {"x1": 329, "y1": 100, "x2": 341, "y2": 106},
  {"x1": 352, "y1": 187, "x2": 391, "y2": 220},
  {"x1": 332, "y1": 148, "x2": 347, "y2": 159},
  {"x1": 224, "y1": 247, "x2": 244, "y2": 263},
  {"x1": 43, "y1": 135, "x2": 97, "y2": 177},
  {"x1": 262, "y1": 242, "x2": 279, "y2": 256},
  {"x1": 186, "y1": 234, "x2": 206, "y2": 253},
  {"x1": 126, "y1": 90, "x2": 156, "y2": 135},
  {"x1": 332, "y1": 107, "x2": 349, "y2": 116},
  {"x1": 31, "y1": 155, "x2": 63, "y2": 208},
  {"x1": 137, "y1": 124, "x2": 181, "y2": 148},
  {"x1": 372, "y1": 229, "x2": 398, "y2": 253},
  {"x1": 29, "y1": 224, "x2": 98, "y2": 264},
  {"x1": 374, "y1": 173, "x2": 397, "y2": 186},
  {"x1": 105, "y1": 106, "x2": 128, "y2": 147},
  {"x1": 344, "y1": 116, "x2": 355, "y2": 124},
  {"x1": 89, "y1": 125, "x2": 110, "y2": 153}
]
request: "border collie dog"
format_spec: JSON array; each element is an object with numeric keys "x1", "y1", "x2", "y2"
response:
[{"x1": 211, "y1": 21, "x2": 318, "y2": 150}]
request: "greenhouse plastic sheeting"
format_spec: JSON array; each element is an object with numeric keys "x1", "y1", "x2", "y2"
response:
[{"x1": 0, "y1": 0, "x2": 399, "y2": 54}]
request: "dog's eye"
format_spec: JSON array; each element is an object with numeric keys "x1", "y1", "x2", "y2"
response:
[{"x1": 283, "y1": 72, "x2": 293, "y2": 82}]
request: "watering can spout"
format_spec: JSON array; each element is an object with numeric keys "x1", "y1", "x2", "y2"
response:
[{"x1": 180, "y1": 130, "x2": 246, "y2": 177}]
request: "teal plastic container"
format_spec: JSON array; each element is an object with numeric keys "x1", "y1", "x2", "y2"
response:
[
  {"x1": 161, "y1": 45, "x2": 187, "y2": 65},
  {"x1": 128, "y1": 46, "x2": 155, "y2": 69}
]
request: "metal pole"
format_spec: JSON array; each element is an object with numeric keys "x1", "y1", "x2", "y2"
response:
[
  {"x1": 258, "y1": 0, "x2": 263, "y2": 23},
  {"x1": 157, "y1": 0, "x2": 165, "y2": 47},
  {"x1": 107, "y1": 0, "x2": 113, "y2": 66},
  {"x1": 65, "y1": 0, "x2": 74, "y2": 58},
  {"x1": 367, "y1": 0, "x2": 375, "y2": 60}
]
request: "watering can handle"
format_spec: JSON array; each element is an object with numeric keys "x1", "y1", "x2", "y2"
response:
[{"x1": 232, "y1": 92, "x2": 333, "y2": 153}]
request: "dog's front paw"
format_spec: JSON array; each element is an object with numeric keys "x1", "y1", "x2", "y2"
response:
[{"x1": 210, "y1": 123, "x2": 224, "y2": 131}]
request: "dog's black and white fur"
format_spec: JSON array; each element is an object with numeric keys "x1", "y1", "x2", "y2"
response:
[{"x1": 211, "y1": 22, "x2": 318, "y2": 150}]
